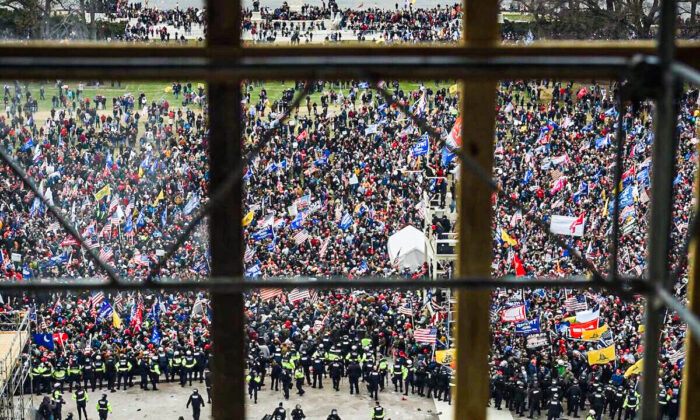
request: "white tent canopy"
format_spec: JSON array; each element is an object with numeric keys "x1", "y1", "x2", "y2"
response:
[{"x1": 387, "y1": 225, "x2": 427, "y2": 271}]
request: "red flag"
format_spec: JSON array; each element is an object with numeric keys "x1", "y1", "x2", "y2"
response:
[
  {"x1": 296, "y1": 130, "x2": 308, "y2": 141},
  {"x1": 569, "y1": 318, "x2": 599, "y2": 338},
  {"x1": 570, "y1": 212, "x2": 585, "y2": 233},
  {"x1": 513, "y1": 254, "x2": 526, "y2": 277},
  {"x1": 53, "y1": 332, "x2": 68, "y2": 347}
]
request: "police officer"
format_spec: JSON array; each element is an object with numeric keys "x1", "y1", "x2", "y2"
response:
[
  {"x1": 547, "y1": 394, "x2": 563, "y2": 420},
  {"x1": 205, "y1": 369, "x2": 213, "y2": 403},
  {"x1": 53, "y1": 362, "x2": 67, "y2": 392},
  {"x1": 116, "y1": 355, "x2": 132, "y2": 391},
  {"x1": 291, "y1": 404, "x2": 306, "y2": 420},
  {"x1": 246, "y1": 370, "x2": 262, "y2": 403},
  {"x1": 193, "y1": 347, "x2": 206, "y2": 383},
  {"x1": 403, "y1": 360, "x2": 414, "y2": 396},
  {"x1": 272, "y1": 402, "x2": 287, "y2": 420},
  {"x1": 330, "y1": 358, "x2": 343, "y2": 391},
  {"x1": 604, "y1": 380, "x2": 617, "y2": 415},
  {"x1": 658, "y1": 386, "x2": 669, "y2": 419},
  {"x1": 391, "y1": 362, "x2": 403, "y2": 393},
  {"x1": 566, "y1": 379, "x2": 581, "y2": 418},
  {"x1": 312, "y1": 355, "x2": 325, "y2": 389},
  {"x1": 348, "y1": 361, "x2": 361, "y2": 395},
  {"x1": 148, "y1": 356, "x2": 161, "y2": 391},
  {"x1": 94, "y1": 355, "x2": 106, "y2": 390},
  {"x1": 378, "y1": 358, "x2": 388, "y2": 391},
  {"x1": 72, "y1": 385, "x2": 89, "y2": 420},
  {"x1": 294, "y1": 366, "x2": 306, "y2": 396},
  {"x1": 67, "y1": 358, "x2": 82, "y2": 393},
  {"x1": 590, "y1": 386, "x2": 605, "y2": 420},
  {"x1": 42, "y1": 358, "x2": 54, "y2": 394},
  {"x1": 368, "y1": 366, "x2": 380, "y2": 401},
  {"x1": 300, "y1": 351, "x2": 312, "y2": 385},
  {"x1": 667, "y1": 385, "x2": 680, "y2": 420},
  {"x1": 610, "y1": 386, "x2": 625, "y2": 420},
  {"x1": 105, "y1": 354, "x2": 116, "y2": 392},
  {"x1": 426, "y1": 367, "x2": 437, "y2": 399},
  {"x1": 513, "y1": 380, "x2": 527, "y2": 417},
  {"x1": 371, "y1": 401, "x2": 385, "y2": 419},
  {"x1": 586, "y1": 409, "x2": 596, "y2": 420},
  {"x1": 51, "y1": 385, "x2": 66, "y2": 420},
  {"x1": 184, "y1": 350, "x2": 197, "y2": 386},
  {"x1": 327, "y1": 408, "x2": 341, "y2": 420},
  {"x1": 281, "y1": 368, "x2": 293, "y2": 400},
  {"x1": 271, "y1": 360, "x2": 282, "y2": 391},
  {"x1": 623, "y1": 389, "x2": 640, "y2": 420},
  {"x1": 170, "y1": 351, "x2": 183, "y2": 383},
  {"x1": 96, "y1": 394, "x2": 112, "y2": 420},
  {"x1": 82, "y1": 355, "x2": 96, "y2": 392},
  {"x1": 138, "y1": 356, "x2": 149, "y2": 390},
  {"x1": 186, "y1": 388, "x2": 205, "y2": 420},
  {"x1": 415, "y1": 365, "x2": 426, "y2": 396},
  {"x1": 528, "y1": 381, "x2": 542, "y2": 418},
  {"x1": 492, "y1": 372, "x2": 504, "y2": 409}
]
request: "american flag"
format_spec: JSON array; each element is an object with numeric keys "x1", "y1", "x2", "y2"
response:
[
  {"x1": 414, "y1": 327, "x2": 437, "y2": 344},
  {"x1": 415, "y1": 201, "x2": 426, "y2": 219},
  {"x1": 398, "y1": 302, "x2": 413, "y2": 316},
  {"x1": 89, "y1": 291, "x2": 105, "y2": 310},
  {"x1": 114, "y1": 293, "x2": 124, "y2": 312},
  {"x1": 86, "y1": 239, "x2": 100, "y2": 250},
  {"x1": 314, "y1": 311, "x2": 329, "y2": 333},
  {"x1": 100, "y1": 221, "x2": 112, "y2": 237},
  {"x1": 260, "y1": 288, "x2": 283, "y2": 301},
  {"x1": 61, "y1": 237, "x2": 80, "y2": 247},
  {"x1": 98, "y1": 247, "x2": 114, "y2": 262},
  {"x1": 296, "y1": 195, "x2": 311, "y2": 212},
  {"x1": 319, "y1": 237, "x2": 330, "y2": 258},
  {"x1": 565, "y1": 296, "x2": 587, "y2": 312},
  {"x1": 244, "y1": 247, "x2": 255, "y2": 263},
  {"x1": 288, "y1": 288, "x2": 311, "y2": 303},
  {"x1": 109, "y1": 195, "x2": 119, "y2": 213},
  {"x1": 110, "y1": 213, "x2": 120, "y2": 226},
  {"x1": 294, "y1": 230, "x2": 310, "y2": 245},
  {"x1": 668, "y1": 350, "x2": 685, "y2": 364}
]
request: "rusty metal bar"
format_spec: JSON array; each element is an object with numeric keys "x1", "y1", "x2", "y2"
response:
[{"x1": 454, "y1": 1, "x2": 499, "y2": 419}]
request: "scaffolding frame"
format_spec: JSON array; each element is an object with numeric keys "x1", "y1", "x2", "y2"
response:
[
  {"x1": 0, "y1": 313, "x2": 32, "y2": 420},
  {"x1": 0, "y1": 0, "x2": 696, "y2": 419}
]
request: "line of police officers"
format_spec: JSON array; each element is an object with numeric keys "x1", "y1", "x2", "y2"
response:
[
  {"x1": 246, "y1": 339, "x2": 454, "y2": 417},
  {"x1": 490, "y1": 373, "x2": 681, "y2": 419},
  {"x1": 28, "y1": 347, "x2": 208, "y2": 396}
]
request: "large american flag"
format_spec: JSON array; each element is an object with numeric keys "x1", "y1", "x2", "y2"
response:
[
  {"x1": 319, "y1": 237, "x2": 330, "y2": 258},
  {"x1": 98, "y1": 247, "x2": 114, "y2": 262},
  {"x1": 109, "y1": 195, "x2": 119, "y2": 213},
  {"x1": 294, "y1": 230, "x2": 310, "y2": 245},
  {"x1": 288, "y1": 288, "x2": 311, "y2": 303},
  {"x1": 260, "y1": 288, "x2": 283, "y2": 301},
  {"x1": 398, "y1": 302, "x2": 413, "y2": 316},
  {"x1": 100, "y1": 221, "x2": 112, "y2": 238},
  {"x1": 244, "y1": 247, "x2": 255, "y2": 263},
  {"x1": 414, "y1": 327, "x2": 437, "y2": 344},
  {"x1": 565, "y1": 296, "x2": 587, "y2": 312},
  {"x1": 89, "y1": 291, "x2": 104, "y2": 310},
  {"x1": 114, "y1": 293, "x2": 124, "y2": 312}
]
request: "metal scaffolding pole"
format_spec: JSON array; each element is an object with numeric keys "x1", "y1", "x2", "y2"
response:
[{"x1": 641, "y1": 0, "x2": 679, "y2": 418}]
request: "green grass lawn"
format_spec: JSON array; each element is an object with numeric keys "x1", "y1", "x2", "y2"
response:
[{"x1": 4, "y1": 80, "x2": 441, "y2": 116}]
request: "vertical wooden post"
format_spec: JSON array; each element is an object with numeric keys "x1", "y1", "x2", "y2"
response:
[
  {"x1": 454, "y1": 1, "x2": 499, "y2": 420},
  {"x1": 208, "y1": 0, "x2": 244, "y2": 418},
  {"x1": 681, "y1": 143, "x2": 700, "y2": 419}
]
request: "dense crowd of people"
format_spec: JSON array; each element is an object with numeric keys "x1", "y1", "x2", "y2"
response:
[
  {"x1": 0, "y1": 1, "x2": 698, "y2": 419},
  {"x1": 110, "y1": 3, "x2": 206, "y2": 42},
  {"x1": 242, "y1": 1, "x2": 462, "y2": 43}
]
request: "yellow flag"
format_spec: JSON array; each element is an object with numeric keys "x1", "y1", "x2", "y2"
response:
[
  {"x1": 582, "y1": 324, "x2": 609, "y2": 341},
  {"x1": 435, "y1": 349, "x2": 455, "y2": 364},
  {"x1": 138, "y1": 166, "x2": 144, "y2": 178},
  {"x1": 242, "y1": 211, "x2": 255, "y2": 227},
  {"x1": 602, "y1": 197, "x2": 610, "y2": 218},
  {"x1": 501, "y1": 229, "x2": 518, "y2": 246},
  {"x1": 152, "y1": 190, "x2": 164, "y2": 207},
  {"x1": 638, "y1": 324, "x2": 645, "y2": 333},
  {"x1": 588, "y1": 344, "x2": 616, "y2": 365},
  {"x1": 94, "y1": 185, "x2": 111, "y2": 201},
  {"x1": 449, "y1": 84, "x2": 460, "y2": 95},
  {"x1": 624, "y1": 359, "x2": 643, "y2": 378},
  {"x1": 113, "y1": 311, "x2": 123, "y2": 329}
]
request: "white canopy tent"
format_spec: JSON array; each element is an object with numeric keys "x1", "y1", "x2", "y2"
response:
[{"x1": 387, "y1": 225, "x2": 427, "y2": 271}]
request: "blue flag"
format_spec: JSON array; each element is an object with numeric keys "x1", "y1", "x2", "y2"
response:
[
  {"x1": 33, "y1": 333, "x2": 54, "y2": 349},
  {"x1": 21, "y1": 137, "x2": 35, "y2": 151},
  {"x1": 245, "y1": 264, "x2": 262, "y2": 279},
  {"x1": 124, "y1": 215, "x2": 134, "y2": 234},
  {"x1": 339, "y1": 213, "x2": 353, "y2": 230},
  {"x1": 441, "y1": 147, "x2": 455, "y2": 167},
  {"x1": 252, "y1": 226, "x2": 273, "y2": 241},
  {"x1": 161, "y1": 208, "x2": 167, "y2": 227},
  {"x1": 411, "y1": 135, "x2": 429, "y2": 157},
  {"x1": 136, "y1": 209, "x2": 146, "y2": 228},
  {"x1": 98, "y1": 301, "x2": 113, "y2": 320},
  {"x1": 515, "y1": 318, "x2": 541, "y2": 335},
  {"x1": 183, "y1": 194, "x2": 199, "y2": 215},
  {"x1": 150, "y1": 327, "x2": 160, "y2": 345},
  {"x1": 523, "y1": 169, "x2": 533, "y2": 185}
]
